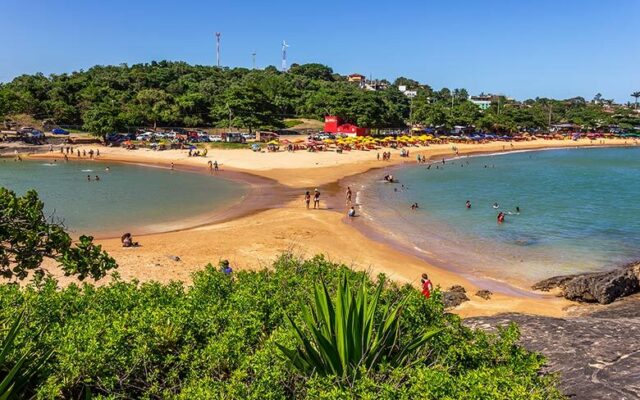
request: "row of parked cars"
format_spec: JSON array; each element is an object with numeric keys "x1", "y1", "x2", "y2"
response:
[{"x1": 106, "y1": 130, "x2": 258, "y2": 145}]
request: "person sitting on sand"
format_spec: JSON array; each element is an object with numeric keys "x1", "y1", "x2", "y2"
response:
[
  {"x1": 421, "y1": 273, "x2": 433, "y2": 299},
  {"x1": 121, "y1": 233, "x2": 139, "y2": 248},
  {"x1": 348, "y1": 206, "x2": 356, "y2": 217},
  {"x1": 304, "y1": 191, "x2": 311, "y2": 209},
  {"x1": 219, "y1": 260, "x2": 233, "y2": 275}
]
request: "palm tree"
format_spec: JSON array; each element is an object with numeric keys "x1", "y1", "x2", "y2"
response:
[{"x1": 631, "y1": 92, "x2": 640, "y2": 109}]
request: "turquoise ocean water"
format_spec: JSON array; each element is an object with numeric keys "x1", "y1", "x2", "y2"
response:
[
  {"x1": 0, "y1": 160, "x2": 247, "y2": 236},
  {"x1": 360, "y1": 147, "x2": 640, "y2": 284}
]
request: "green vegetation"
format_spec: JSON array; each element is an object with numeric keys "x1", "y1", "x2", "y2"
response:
[
  {"x1": 2, "y1": 60, "x2": 636, "y2": 135},
  {"x1": 277, "y1": 274, "x2": 440, "y2": 382},
  {"x1": 0, "y1": 255, "x2": 563, "y2": 399},
  {"x1": 284, "y1": 119, "x2": 304, "y2": 128},
  {"x1": 1, "y1": 312, "x2": 51, "y2": 399},
  {"x1": 0, "y1": 188, "x2": 116, "y2": 281}
]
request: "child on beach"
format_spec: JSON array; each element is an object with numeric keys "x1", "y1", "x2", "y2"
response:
[
  {"x1": 348, "y1": 207, "x2": 356, "y2": 217},
  {"x1": 421, "y1": 273, "x2": 433, "y2": 299}
]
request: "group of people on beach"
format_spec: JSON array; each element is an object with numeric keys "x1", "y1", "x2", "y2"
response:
[
  {"x1": 60, "y1": 146, "x2": 100, "y2": 159},
  {"x1": 377, "y1": 152, "x2": 392, "y2": 161}
]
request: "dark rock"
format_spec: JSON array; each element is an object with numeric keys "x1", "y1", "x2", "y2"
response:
[
  {"x1": 442, "y1": 286, "x2": 469, "y2": 308},
  {"x1": 475, "y1": 290, "x2": 492, "y2": 300},
  {"x1": 447, "y1": 284, "x2": 466, "y2": 293},
  {"x1": 531, "y1": 275, "x2": 575, "y2": 291},
  {"x1": 465, "y1": 295, "x2": 640, "y2": 400},
  {"x1": 532, "y1": 262, "x2": 640, "y2": 304}
]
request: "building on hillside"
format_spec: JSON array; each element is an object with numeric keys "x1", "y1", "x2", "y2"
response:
[
  {"x1": 347, "y1": 73, "x2": 366, "y2": 83},
  {"x1": 324, "y1": 116, "x2": 370, "y2": 137},
  {"x1": 469, "y1": 95, "x2": 492, "y2": 110},
  {"x1": 398, "y1": 85, "x2": 418, "y2": 98},
  {"x1": 364, "y1": 79, "x2": 389, "y2": 91}
]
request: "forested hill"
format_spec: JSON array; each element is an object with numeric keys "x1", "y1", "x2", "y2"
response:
[{"x1": 0, "y1": 61, "x2": 637, "y2": 134}]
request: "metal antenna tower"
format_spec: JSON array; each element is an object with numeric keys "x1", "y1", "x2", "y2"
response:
[
  {"x1": 281, "y1": 40, "x2": 289, "y2": 72},
  {"x1": 215, "y1": 32, "x2": 221, "y2": 67}
]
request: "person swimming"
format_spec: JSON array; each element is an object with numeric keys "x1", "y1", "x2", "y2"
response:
[
  {"x1": 516, "y1": 206, "x2": 520, "y2": 213},
  {"x1": 492, "y1": 202, "x2": 499, "y2": 209},
  {"x1": 497, "y1": 212, "x2": 505, "y2": 223},
  {"x1": 466, "y1": 200, "x2": 471, "y2": 209}
]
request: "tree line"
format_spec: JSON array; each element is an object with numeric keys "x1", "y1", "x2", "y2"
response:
[{"x1": 0, "y1": 60, "x2": 637, "y2": 135}]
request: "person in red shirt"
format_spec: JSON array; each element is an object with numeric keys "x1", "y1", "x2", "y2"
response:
[{"x1": 421, "y1": 273, "x2": 433, "y2": 299}]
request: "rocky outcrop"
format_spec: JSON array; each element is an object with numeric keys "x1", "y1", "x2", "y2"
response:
[
  {"x1": 533, "y1": 262, "x2": 640, "y2": 304},
  {"x1": 442, "y1": 285, "x2": 469, "y2": 308},
  {"x1": 465, "y1": 295, "x2": 640, "y2": 400},
  {"x1": 475, "y1": 289, "x2": 492, "y2": 300}
]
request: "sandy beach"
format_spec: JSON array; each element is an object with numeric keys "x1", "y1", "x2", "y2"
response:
[{"x1": 24, "y1": 137, "x2": 637, "y2": 318}]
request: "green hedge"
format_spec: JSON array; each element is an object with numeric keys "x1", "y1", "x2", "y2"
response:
[{"x1": 0, "y1": 254, "x2": 564, "y2": 399}]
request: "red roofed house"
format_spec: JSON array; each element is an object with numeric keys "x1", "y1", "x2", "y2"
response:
[{"x1": 324, "y1": 116, "x2": 370, "y2": 137}]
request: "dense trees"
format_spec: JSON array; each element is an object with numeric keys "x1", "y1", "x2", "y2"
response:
[{"x1": 0, "y1": 60, "x2": 637, "y2": 135}]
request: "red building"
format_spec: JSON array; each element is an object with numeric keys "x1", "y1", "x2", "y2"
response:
[{"x1": 324, "y1": 116, "x2": 370, "y2": 137}]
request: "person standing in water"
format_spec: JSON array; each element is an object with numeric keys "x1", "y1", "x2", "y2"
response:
[
  {"x1": 87, "y1": 175, "x2": 91, "y2": 181},
  {"x1": 95, "y1": 175, "x2": 100, "y2": 181},
  {"x1": 214, "y1": 161, "x2": 219, "y2": 171},
  {"x1": 466, "y1": 200, "x2": 471, "y2": 209},
  {"x1": 497, "y1": 212, "x2": 505, "y2": 223},
  {"x1": 313, "y1": 189, "x2": 321, "y2": 209},
  {"x1": 170, "y1": 162, "x2": 174, "y2": 170},
  {"x1": 346, "y1": 187, "x2": 352, "y2": 205}
]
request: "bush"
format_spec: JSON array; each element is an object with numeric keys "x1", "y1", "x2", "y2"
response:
[{"x1": 0, "y1": 254, "x2": 565, "y2": 399}]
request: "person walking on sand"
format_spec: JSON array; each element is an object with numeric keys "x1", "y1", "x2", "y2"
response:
[
  {"x1": 214, "y1": 160, "x2": 219, "y2": 171},
  {"x1": 313, "y1": 189, "x2": 321, "y2": 209},
  {"x1": 207, "y1": 160, "x2": 213, "y2": 173},
  {"x1": 304, "y1": 191, "x2": 311, "y2": 209},
  {"x1": 421, "y1": 273, "x2": 433, "y2": 299},
  {"x1": 346, "y1": 186, "x2": 352, "y2": 205}
]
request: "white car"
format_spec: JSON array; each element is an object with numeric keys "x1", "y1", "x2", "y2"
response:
[{"x1": 209, "y1": 135, "x2": 223, "y2": 142}]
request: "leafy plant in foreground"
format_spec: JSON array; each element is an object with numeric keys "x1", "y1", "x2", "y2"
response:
[
  {"x1": 0, "y1": 188, "x2": 117, "y2": 281},
  {"x1": 276, "y1": 274, "x2": 440, "y2": 382},
  {"x1": 1, "y1": 311, "x2": 51, "y2": 400}
]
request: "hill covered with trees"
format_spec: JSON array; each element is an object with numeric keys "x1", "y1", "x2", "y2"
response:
[{"x1": 0, "y1": 61, "x2": 637, "y2": 135}]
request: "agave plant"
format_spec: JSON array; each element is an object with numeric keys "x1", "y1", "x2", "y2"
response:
[
  {"x1": 1, "y1": 311, "x2": 50, "y2": 400},
  {"x1": 277, "y1": 274, "x2": 439, "y2": 381}
]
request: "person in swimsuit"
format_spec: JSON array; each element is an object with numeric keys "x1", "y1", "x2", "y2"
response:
[
  {"x1": 304, "y1": 191, "x2": 311, "y2": 209},
  {"x1": 466, "y1": 200, "x2": 471, "y2": 209},
  {"x1": 346, "y1": 187, "x2": 352, "y2": 205},
  {"x1": 313, "y1": 189, "x2": 321, "y2": 209}
]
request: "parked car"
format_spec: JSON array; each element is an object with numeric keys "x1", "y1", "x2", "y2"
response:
[
  {"x1": 51, "y1": 128, "x2": 69, "y2": 135},
  {"x1": 208, "y1": 135, "x2": 223, "y2": 142}
]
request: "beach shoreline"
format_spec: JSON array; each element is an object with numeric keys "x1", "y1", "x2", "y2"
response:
[{"x1": 19, "y1": 138, "x2": 637, "y2": 317}]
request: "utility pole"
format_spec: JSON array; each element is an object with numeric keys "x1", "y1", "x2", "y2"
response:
[
  {"x1": 548, "y1": 104, "x2": 552, "y2": 132},
  {"x1": 252, "y1": 52, "x2": 256, "y2": 69},
  {"x1": 215, "y1": 32, "x2": 221, "y2": 67}
]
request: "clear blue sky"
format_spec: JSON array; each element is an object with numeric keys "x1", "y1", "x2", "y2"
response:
[{"x1": 1, "y1": 0, "x2": 638, "y2": 102}]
